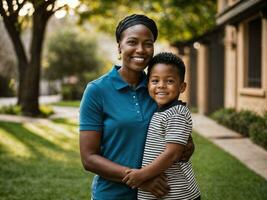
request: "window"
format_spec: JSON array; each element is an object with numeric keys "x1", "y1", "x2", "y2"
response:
[{"x1": 246, "y1": 18, "x2": 262, "y2": 88}]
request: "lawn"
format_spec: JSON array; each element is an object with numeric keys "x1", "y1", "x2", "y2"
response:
[{"x1": 0, "y1": 119, "x2": 266, "y2": 200}]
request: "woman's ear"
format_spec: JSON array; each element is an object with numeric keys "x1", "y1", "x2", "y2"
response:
[
  {"x1": 118, "y1": 43, "x2": 121, "y2": 54},
  {"x1": 179, "y1": 82, "x2": 187, "y2": 93}
]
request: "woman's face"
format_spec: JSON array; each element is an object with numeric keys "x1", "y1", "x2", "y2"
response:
[{"x1": 118, "y1": 24, "x2": 154, "y2": 72}]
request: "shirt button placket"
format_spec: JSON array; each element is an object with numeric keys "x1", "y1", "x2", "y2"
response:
[{"x1": 132, "y1": 92, "x2": 142, "y2": 121}]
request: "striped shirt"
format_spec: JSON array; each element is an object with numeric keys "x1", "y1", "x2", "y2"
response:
[{"x1": 138, "y1": 100, "x2": 200, "y2": 200}]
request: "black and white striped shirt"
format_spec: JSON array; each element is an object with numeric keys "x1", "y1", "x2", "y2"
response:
[{"x1": 138, "y1": 100, "x2": 200, "y2": 200}]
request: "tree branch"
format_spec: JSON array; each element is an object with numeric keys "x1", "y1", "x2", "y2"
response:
[{"x1": 0, "y1": 0, "x2": 7, "y2": 18}]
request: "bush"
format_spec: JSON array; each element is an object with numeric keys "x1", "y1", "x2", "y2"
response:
[
  {"x1": 210, "y1": 108, "x2": 236, "y2": 128},
  {"x1": 249, "y1": 119, "x2": 267, "y2": 150},
  {"x1": 0, "y1": 105, "x2": 21, "y2": 115},
  {"x1": 233, "y1": 110, "x2": 262, "y2": 137},
  {"x1": 61, "y1": 84, "x2": 84, "y2": 100},
  {"x1": 211, "y1": 108, "x2": 263, "y2": 137},
  {"x1": 39, "y1": 105, "x2": 55, "y2": 118},
  {"x1": 0, "y1": 105, "x2": 54, "y2": 118}
]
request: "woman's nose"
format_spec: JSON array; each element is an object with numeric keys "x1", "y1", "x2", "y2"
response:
[{"x1": 136, "y1": 44, "x2": 144, "y2": 53}]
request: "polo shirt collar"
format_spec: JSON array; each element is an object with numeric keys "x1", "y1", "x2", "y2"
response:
[
  {"x1": 110, "y1": 65, "x2": 147, "y2": 90},
  {"x1": 157, "y1": 99, "x2": 186, "y2": 112}
]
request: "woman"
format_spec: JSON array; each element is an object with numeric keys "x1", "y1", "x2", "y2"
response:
[{"x1": 79, "y1": 14, "x2": 193, "y2": 200}]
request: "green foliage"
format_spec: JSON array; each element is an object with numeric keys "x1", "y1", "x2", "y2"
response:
[
  {"x1": 233, "y1": 110, "x2": 262, "y2": 137},
  {"x1": 210, "y1": 108, "x2": 237, "y2": 129},
  {"x1": 0, "y1": 105, "x2": 54, "y2": 118},
  {"x1": 45, "y1": 29, "x2": 103, "y2": 80},
  {"x1": 211, "y1": 108, "x2": 267, "y2": 149},
  {"x1": 78, "y1": 0, "x2": 217, "y2": 42},
  {"x1": 39, "y1": 105, "x2": 55, "y2": 117},
  {"x1": 0, "y1": 105, "x2": 21, "y2": 115},
  {"x1": 0, "y1": 76, "x2": 16, "y2": 97},
  {"x1": 192, "y1": 133, "x2": 267, "y2": 200},
  {"x1": 249, "y1": 112, "x2": 267, "y2": 150},
  {"x1": 61, "y1": 84, "x2": 84, "y2": 100}
]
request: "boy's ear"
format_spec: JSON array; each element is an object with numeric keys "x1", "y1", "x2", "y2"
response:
[{"x1": 179, "y1": 82, "x2": 187, "y2": 93}]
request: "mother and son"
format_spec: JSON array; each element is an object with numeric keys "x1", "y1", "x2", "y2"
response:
[{"x1": 79, "y1": 14, "x2": 201, "y2": 200}]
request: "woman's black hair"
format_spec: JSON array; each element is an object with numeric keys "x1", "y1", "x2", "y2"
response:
[
  {"x1": 147, "y1": 52, "x2": 186, "y2": 82},
  {"x1": 115, "y1": 14, "x2": 158, "y2": 43}
]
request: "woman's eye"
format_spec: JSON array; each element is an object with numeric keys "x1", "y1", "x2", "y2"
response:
[
  {"x1": 127, "y1": 40, "x2": 136, "y2": 45},
  {"x1": 145, "y1": 42, "x2": 153, "y2": 47}
]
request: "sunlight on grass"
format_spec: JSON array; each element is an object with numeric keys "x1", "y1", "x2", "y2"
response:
[
  {"x1": 0, "y1": 120, "x2": 266, "y2": 200},
  {"x1": 0, "y1": 120, "x2": 92, "y2": 200},
  {"x1": 0, "y1": 127, "x2": 32, "y2": 158}
]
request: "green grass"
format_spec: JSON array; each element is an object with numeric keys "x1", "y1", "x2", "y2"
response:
[
  {"x1": 0, "y1": 119, "x2": 93, "y2": 200},
  {"x1": 0, "y1": 120, "x2": 266, "y2": 200},
  {"x1": 52, "y1": 101, "x2": 80, "y2": 107},
  {"x1": 191, "y1": 132, "x2": 267, "y2": 200}
]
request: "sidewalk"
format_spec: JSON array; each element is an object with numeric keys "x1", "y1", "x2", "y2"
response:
[
  {"x1": 0, "y1": 110, "x2": 266, "y2": 180},
  {"x1": 0, "y1": 95, "x2": 61, "y2": 106},
  {"x1": 192, "y1": 113, "x2": 267, "y2": 180}
]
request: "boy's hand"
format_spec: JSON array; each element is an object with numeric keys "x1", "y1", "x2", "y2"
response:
[
  {"x1": 122, "y1": 169, "x2": 145, "y2": 188},
  {"x1": 180, "y1": 135, "x2": 195, "y2": 162}
]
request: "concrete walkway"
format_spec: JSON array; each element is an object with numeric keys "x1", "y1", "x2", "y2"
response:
[
  {"x1": 192, "y1": 113, "x2": 267, "y2": 180},
  {"x1": 0, "y1": 109, "x2": 266, "y2": 180},
  {"x1": 0, "y1": 95, "x2": 61, "y2": 106}
]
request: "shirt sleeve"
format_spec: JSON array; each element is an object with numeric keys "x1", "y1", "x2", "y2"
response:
[
  {"x1": 165, "y1": 113, "x2": 191, "y2": 145},
  {"x1": 79, "y1": 83, "x2": 103, "y2": 131}
]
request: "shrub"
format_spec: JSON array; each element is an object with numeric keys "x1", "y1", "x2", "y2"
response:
[
  {"x1": 210, "y1": 108, "x2": 236, "y2": 128},
  {"x1": 249, "y1": 119, "x2": 267, "y2": 150},
  {"x1": 0, "y1": 105, "x2": 21, "y2": 115},
  {"x1": 234, "y1": 110, "x2": 262, "y2": 137},
  {"x1": 39, "y1": 105, "x2": 54, "y2": 118},
  {"x1": 0, "y1": 105, "x2": 54, "y2": 118}
]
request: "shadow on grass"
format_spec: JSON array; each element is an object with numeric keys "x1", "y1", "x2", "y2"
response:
[
  {"x1": 0, "y1": 121, "x2": 65, "y2": 157},
  {"x1": 0, "y1": 121, "x2": 92, "y2": 200}
]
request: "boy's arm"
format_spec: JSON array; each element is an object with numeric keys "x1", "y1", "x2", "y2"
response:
[{"x1": 122, "y1": 143, "x2": 184, "y2": 188}]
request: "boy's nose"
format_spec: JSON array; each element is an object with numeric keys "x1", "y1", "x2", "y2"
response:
[{"x1": 157, "y1": 81, "x2": 166, "y2": 88}]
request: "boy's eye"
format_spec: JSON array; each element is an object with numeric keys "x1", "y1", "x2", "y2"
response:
[
  {"x1": 150, "y1": 79, "x2": 158, "y2": 84},
  {"x1": 167, "y1": 79, "x2": 175, "y2": 84}
]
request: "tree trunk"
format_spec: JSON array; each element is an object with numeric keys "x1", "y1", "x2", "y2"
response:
[{"x1": 20, "y1": 12, "x2": 49, "y2": 116}]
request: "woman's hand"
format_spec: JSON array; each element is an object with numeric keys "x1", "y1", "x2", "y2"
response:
[
  {"x1": 180, "y1": 135, "x2": 195, "y2": 162},
  {"x1": 139, "y1": 174, "x2": 169, "y2": 198}
]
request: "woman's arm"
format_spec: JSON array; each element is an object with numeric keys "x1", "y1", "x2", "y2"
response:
[
  {"x1": 122, "y1": 143, "x2": 184, "y2": 187},
  {"x1": 80, "y1": 130, "x2": 129, "y2": 182}
]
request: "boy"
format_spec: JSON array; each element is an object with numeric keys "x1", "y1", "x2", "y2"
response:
[{"x1": 122, "y1": 52, "x2": 201, "y2": 200}]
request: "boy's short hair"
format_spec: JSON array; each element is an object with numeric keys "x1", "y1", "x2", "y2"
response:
[{"x1": 147, "y1": 52, "x2": 186, "y2": 82}]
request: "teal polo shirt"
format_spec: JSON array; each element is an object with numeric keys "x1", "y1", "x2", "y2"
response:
[{"x1": 79, "y1": 65, "x2": 156, "y2": 200}]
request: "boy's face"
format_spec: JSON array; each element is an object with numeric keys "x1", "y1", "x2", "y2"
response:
[{"x1": 148, "y1": 63, "x2": 186, "y2": 108}]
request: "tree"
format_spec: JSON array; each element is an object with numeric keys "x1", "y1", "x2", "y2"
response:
[
  {"x1": 44, "y1": 29, "x2": 104, "y2": 100},
  {"x1": 45, "y1": 29, "x2": 102, "y2": 80},
  {"x1": 78, "y1": 0, "x2": 216, "y2": 43},
  {"x1": 0, "y1": 0, "x2": 65, "y2": 116}
]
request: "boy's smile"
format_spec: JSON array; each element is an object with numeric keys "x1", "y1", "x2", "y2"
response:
[{"x1": 148, "y1": 63, "x2": 186, "y2": 108}]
